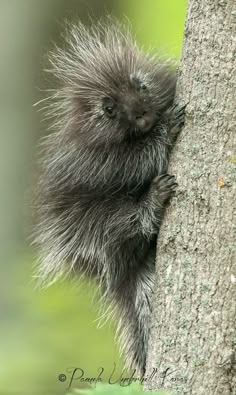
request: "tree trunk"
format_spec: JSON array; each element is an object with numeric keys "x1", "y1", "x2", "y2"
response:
[{"x1": 145, "y1": 1, "x2": 236, "y2": 394}]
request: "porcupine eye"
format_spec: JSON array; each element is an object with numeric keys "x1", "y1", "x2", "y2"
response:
[
  {"x1": 131, "y1": 76, "x2": 148, "y2": 92},
  {"x1": 139, "y1": 81, "x2": 147, "y2": 90},
  {"x1": 102, "y1": 97, "x2": 117, "y2": 118}
]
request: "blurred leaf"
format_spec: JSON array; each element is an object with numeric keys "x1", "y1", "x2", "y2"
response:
[{"x1": 67, "y1": 383, "x2": 170, "y2": 394}]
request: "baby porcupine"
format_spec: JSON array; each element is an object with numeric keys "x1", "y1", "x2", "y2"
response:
[{"x1": 33, "y1": 20, "x2": 185, "y2": 373}]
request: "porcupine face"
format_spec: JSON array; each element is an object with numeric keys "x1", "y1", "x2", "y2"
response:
[{"x1": 48, "y1": 21, "x2": 175, "y2": 146}]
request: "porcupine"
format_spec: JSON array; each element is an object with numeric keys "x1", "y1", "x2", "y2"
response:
[{"x1": 33, "y1": 20, "x2": 185, "y2": 374}]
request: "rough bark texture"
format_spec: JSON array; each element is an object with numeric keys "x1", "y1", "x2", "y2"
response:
[{"x1": 145, "y1": 1, "x2": 236, "y2": 394}]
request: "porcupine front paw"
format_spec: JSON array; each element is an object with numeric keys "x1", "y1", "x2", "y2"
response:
[{"x1": 149, "y1": 174, "x2": 178, "y2": 206}]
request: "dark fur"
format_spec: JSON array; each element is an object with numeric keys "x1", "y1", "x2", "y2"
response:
[{"x1": 33, "y1": 20, "x2": 184, "y2": 373}]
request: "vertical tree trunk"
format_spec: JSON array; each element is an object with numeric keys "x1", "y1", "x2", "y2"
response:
[{"x1": 145, "y1": 1, "x2": 235, "y2": 394}]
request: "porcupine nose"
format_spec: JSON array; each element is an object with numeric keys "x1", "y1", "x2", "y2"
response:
[
  {"x1": 135, "y1": 110, "x2": 147, "y2": 119},
  {"x1": 135, "y1": 110, "x2": 148, "y2": 130},
  {"x1": 124, "y1": 96, "x2": 153, "y2": 132}
]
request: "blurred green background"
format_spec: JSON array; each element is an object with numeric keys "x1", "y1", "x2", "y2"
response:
[{"x1": 0, "y1": 1, "x2": 186, "y2": 394}]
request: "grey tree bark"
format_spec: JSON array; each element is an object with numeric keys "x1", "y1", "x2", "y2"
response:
[{"x1": 145, "y1": 1, "x2": 236, "y2": 394}]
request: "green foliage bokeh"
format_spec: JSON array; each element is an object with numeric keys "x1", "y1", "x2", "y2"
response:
[
  {"x1": 1, "y1": 1, "x2": 186, "y2": 394},
  {"x1": 121, "y1": 0, "x2": 186, "y2": 58},
  {"x1": 67, "y1": 383, "x2": 169, "y2": 395}
]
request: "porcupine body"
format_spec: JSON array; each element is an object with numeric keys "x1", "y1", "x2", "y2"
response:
[{"x1": 33, "y1": 21, "x2": 185, "y2": 374}]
